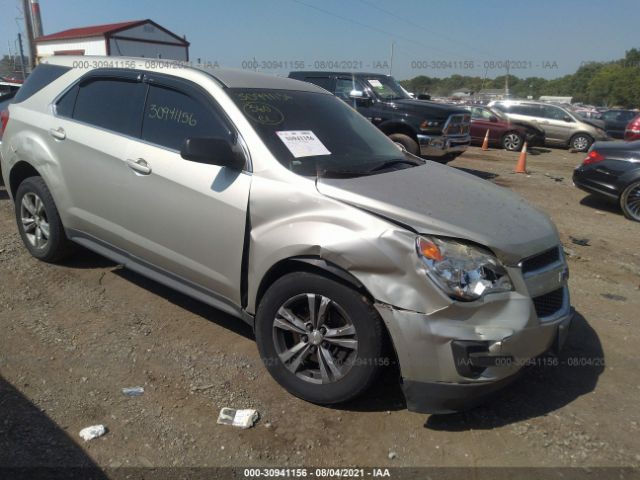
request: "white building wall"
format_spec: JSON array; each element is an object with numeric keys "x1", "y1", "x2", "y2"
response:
[
  {"x1": 36, "y1": 37, "x2": 106, "y2": 59},
  {"x1": 108, "y1": 38, "x2": 188, "y2": 60}
]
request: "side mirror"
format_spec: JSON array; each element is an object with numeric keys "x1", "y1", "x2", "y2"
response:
[
  {"x1": 563, "y1": 115, "x2": 573, "y2": 122},
  {"x1": 417, "y1": 93, "x2": 431, "y2": 100},
  {"x1": 489, "y1": 115, "x2": 498, "y2": 122},
  {"x1": 180, "y1": 137, "x2": 246, "y2": 170},
  {"x1": 348, "y1": 90, "x2": 372, "y2": 106},
  {"x1": 349, "y1": 89, "x2": 364, "y2": 98}
]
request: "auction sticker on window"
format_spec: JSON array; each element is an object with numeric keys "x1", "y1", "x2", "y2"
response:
[
  {"x1": 276, "y1": 131, "x2": 331, "y2": 158},
  {"x1": 367, "y1": 79, "x2": 383, "y2": 88}
]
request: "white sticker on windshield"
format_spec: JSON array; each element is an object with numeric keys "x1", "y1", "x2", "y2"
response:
[
  {"x1": 276, "y1": 131, "x2": 331, "y2": 158},
  {"x1": 367, "y1": 79, "x2": 383, "y2": 88}
]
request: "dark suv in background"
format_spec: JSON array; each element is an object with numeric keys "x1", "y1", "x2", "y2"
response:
[{"x1": 289, "y1": 71, "x2": 471, "y2": 162}]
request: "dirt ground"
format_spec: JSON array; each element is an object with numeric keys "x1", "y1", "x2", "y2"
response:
[{"x1": 0, "y1": 146, "x2": 639, "y2": 475}]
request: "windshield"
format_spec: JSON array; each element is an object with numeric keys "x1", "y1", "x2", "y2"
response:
[
  {"x1": 229, "y1": 88, "x2": 419, "y2": 176},
  {"x1": 363, "y1": 76, "x2": 410, "y2": 101}
]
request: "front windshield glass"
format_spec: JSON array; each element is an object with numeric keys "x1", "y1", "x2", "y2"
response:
[
  {"x1": 363, "y1": 76, "x2": 410, "y2": 101},
  {"x1": 229, "y1": 88, "x2": 419, "y2": 176}
]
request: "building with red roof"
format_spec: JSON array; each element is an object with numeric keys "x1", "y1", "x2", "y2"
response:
[{"x1": 35, "y1": 19, "x2": 189, "y2": 61}]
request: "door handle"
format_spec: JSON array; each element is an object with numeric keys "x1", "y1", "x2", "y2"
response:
[
  {"x1": 126, "y1": 158, "x2": 152, "y2": 175},
  {"x1": 49, "y1": 127, "x2": 66, "y2": 140}
]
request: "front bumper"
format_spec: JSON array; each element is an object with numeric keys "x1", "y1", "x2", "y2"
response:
[
  {"x1": 525, "y1": 131, "x2": 546, "y2": 148},
  {"x1": 375, "y1": 285, "x2": 573, "y2": 414},
  {"x1": 417, "y1": 133, "x2": 470, "y2": 157}
]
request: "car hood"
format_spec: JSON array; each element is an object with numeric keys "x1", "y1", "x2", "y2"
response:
[
  {"x1": 581, "y1": 118, "x2": 605, "y2": 130},
  {"x1": 387, "y1": 98, "x2": 469, "y2": 116},
  {"x1": 316, "y1": 162, "x2": 559, "y2": 265}
]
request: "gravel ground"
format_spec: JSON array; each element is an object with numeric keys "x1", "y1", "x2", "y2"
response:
[{"x1": 0, "y1": 146, "x2": 639, "y2": 474}]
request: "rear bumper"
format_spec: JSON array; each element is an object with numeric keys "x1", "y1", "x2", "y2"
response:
[
  {"x1": 572, "y1": 168, "x2": 620, "y2": 200},
  {"x1": 417, "y1": 134, "x2": 470, "y2": 157}
]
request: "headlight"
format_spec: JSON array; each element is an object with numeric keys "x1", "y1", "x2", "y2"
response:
[
  {"x1": 416, "y1": 236, "x2": 513, "y2": 301},
  {"x1": 420, "y1": 120, "x2": 441, "y2": 131}
]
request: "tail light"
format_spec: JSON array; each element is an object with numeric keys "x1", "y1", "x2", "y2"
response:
[
  {"x1": 583, "y1": 150, "x2": 604, "y2": 165},
  {"x1": 0, "y1": 109, "x2": 8, "y2": 137}
]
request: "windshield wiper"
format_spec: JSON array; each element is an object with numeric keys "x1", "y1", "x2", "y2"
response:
[{"x1": 365, "y1": 158, "x2": 424, "y2": 173}]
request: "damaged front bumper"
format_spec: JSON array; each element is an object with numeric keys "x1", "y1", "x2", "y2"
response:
[
  {"x1": 375, "y1": 289, "x2": 573, "y2": 414},
  {"x1": 417, "y1": 133, "x2": 470, "y2": 157}
]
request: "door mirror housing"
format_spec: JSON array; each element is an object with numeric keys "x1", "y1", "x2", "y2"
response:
[
  {"x1": 180, "y1": 137, "x2": 246, "y2": 170},
  {"x1": 563, "y1": 115, "x2": 573, "y2": 122},
  {"x1": 348, "y1": 90, "x2": 372, "y2": 106},
  {"x1": 489, "y1": 115, "x2": 499, "y2": 123}
]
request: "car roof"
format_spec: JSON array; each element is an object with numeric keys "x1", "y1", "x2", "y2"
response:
[
  {"x1": 290, "y1": 71, "x2": 391, "y2": 78},
  {"x1": 41, "y1": 56, "x2": 329, "y2": 93}
]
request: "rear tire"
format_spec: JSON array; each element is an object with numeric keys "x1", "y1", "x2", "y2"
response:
[
  {"x1": 620, "y1": 180, "x2": 640, "y2": 222},
  {"x1": 388, "y1": 133, "x2": 419, "y2": 156},
  {"x1": 255, "y1": 272, "x2": 385, "y2": 405},
  {"x1": 15, "y1": 176, "x2": 74, "y2": 263},
  {"x1": 570, "y1": 133, "x2": 593, "y2": 152}
]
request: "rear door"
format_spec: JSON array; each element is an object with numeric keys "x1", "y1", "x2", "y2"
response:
[
  {"x1": 120, "y1": 74, "x2": 251, "y2": 304},
  {"x1": 50, "y1": 70, "x2": 147, "y2": 247}
]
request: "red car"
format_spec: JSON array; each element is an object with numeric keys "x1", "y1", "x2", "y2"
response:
[
  {"x1": 624, "y1": 113, "x2": 640, "y2": 141},
  {"x1": 465, "y1": 105, "x2": 539, "y2": 151}
]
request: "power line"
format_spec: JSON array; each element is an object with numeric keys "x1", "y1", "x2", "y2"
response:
[
  {"x1": 289, "y1": 0, "x2": 460, "y2": 58},
  {"x1": 357, "y1": 0, "x2": 494, "y2": 57}
]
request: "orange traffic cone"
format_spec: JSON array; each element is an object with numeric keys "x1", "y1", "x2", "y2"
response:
[
  {"x1": 481, "y1": 129, "x2": 490, "y2": 151},
  {"x1": 514, "y1": 141, "x2": 528, "y2": 173}
]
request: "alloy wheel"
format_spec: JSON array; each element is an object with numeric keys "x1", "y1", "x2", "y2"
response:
[
  {"x1": 272, "y1": 293, "x2": 358, "y2": 384},
  {"x1": 572, "y1": 136, "x2": 590, "y2": 151},
  {"x1": 20, "y1": 192, "x2": 50, "y2": 249},
  {"x1": 503, "y1": 133, "x2": 522, "y2": 151},
  {"x1": 623, "y1": 183, "x2": 640, "y2": 221}
]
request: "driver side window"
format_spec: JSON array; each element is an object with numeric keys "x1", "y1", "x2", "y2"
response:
[{"x1": 335, "y1": 78, "x2": 367, "y2": 102}]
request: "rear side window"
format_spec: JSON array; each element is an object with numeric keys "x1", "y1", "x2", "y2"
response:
[
  {"x1": 302, "y1": 77, "x2": 333, "y2": 92},
  {"x1": 141, "y1": 84, "x2": 231, "y2": 151},
  {"x1": 72, "y1": 78, "x2": 146, "y2": 137},
  {"x1": 12, "y1": 64, "x2": 70, "y2": 103},
  {"x1": 510, "y1": 105, "x2": 540, "y2": 117}
]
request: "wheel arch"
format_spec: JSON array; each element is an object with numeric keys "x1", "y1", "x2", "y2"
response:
[
  {"x1": 9, "y1": 161, "x2": 42, "y2": 200},
  {"x1": 254, "y1": 256, "x2": 373, "y2": 313},
  {"x1": 378, "y1": 121, "x2": 418, "y2": 141}
]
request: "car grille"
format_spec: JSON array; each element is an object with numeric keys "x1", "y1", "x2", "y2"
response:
[
  {"x1": 521, "y1": 247, "x2": 561, "y2": 275},
  {"x1": 533, "y1": 288, "x2": 564, "y2": 318},
  {"x1": 444, "y1": 114, "x2": 471, "y2": 136}
]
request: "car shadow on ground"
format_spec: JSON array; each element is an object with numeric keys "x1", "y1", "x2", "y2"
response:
[
  {"x1": 424, "y1": 311, "x2": 603, "y2": 430},
  {"x1": 0, "y1": 185, "x2": 9, "y2": 201},
  {"x1": 0, "y1": 376, "x2": 108, "y2": 478},
  {"x1": 454, "y1": 167, "x2": 499, "y2": 180},
  {"x1": 528, "y1": 147, "x2": 553, "y2": 156},
  {"x1": 579, "y1": 193, "x2": 622, "y2": 216}
]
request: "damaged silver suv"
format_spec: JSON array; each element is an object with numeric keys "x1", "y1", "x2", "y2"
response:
[{"x1": 0, "y1": 57, "x2": 572, "y2": 413}]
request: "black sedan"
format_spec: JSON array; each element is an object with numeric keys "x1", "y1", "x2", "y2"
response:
[{"x1": 573, "y1": 141, "x2": 640, "y2": 221}]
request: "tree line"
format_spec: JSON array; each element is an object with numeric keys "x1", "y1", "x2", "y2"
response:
[{"x1": 400, "y1": 48, "x2": 640, "y2": 107}]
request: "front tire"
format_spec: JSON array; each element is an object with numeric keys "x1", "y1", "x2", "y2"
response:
[
  {"x1": 388, "y1": 133, "x2": 419, "y2": 156},
  {"x1": 570, "y1": 133, "x2": 593, "y2": 152},
  {"x1": 620, "y1": 180, "x2": 640, "y2": 222},
  {"x1": 255, "y1": 272, "x2": 385, "y2": 405},
  {"x1": 502, "y1": 131, "x2": 523, "y2": 151},
  {"x1": 15, "y1": 176, "x2": 74, "y2": 263}
]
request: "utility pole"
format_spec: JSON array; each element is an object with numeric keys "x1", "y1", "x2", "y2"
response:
[
  {"x1": 17, "y1": 33, "x2": 27, "y2": 81},
  {"x1": 30, "y1": 0, "x2": 44, "y2": 39},
  {"x1": 21, "y1": 0, "x2": 36, "y2": 71},
  {"x1": 505, "y1": 60, "x2": 510, "y2": 98},
  {"x1": 389, "y1": 41, "x2": 395, "y2": 76}
]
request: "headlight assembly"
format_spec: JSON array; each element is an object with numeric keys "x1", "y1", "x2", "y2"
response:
[{"x1": 416, "y1": 236, "x2": 513, "y2": 301}]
